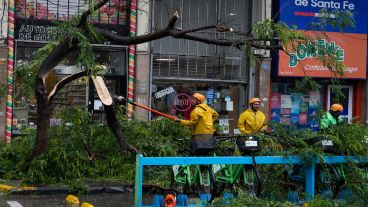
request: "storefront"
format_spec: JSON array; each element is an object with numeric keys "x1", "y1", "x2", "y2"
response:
[
  {"x1": 271, "y1": 0, "x2": 368, "y2": 130},
  {"x1": 149, "y1": 0, "x2": 252, "y2": 134},
  {"x1": 270, "y1": 79, "x2": 362, "y2": 130},
  {"x1": 11, "y1": 0, "x2": 129, "y2": 131},
  {"x1": 151, "y1": 81, "x2": 245, "y2": 134}
]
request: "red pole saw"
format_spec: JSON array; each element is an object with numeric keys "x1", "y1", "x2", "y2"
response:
[{"x1": 116, "y1": 96, "x2": 177, "y2": 121}]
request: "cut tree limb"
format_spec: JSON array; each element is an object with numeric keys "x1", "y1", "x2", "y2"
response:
[{"x1": 92, "y1": 76, "x2": 113, "y2": 106}]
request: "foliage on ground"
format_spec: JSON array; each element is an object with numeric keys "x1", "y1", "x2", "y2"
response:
[
  {"x1": 210, "y1": 192, "x2": 364, "y2": 207},
  {"x1": 0, "y1": 107, "x2": 190, "y2": 186},
  {"x1": 0, "y1": 107, "x2": 368, "y2": 205}
]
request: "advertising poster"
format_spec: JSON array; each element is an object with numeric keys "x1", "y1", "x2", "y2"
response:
[
  {"x1": 299, "y1": 113, "x2": 308, "y2": 125},
  {"x1": 290, "y1": 114, "x2": 299, "y2": 125},
  {"x1": 300, "y1": 101, "x2": 309, "y2": 113},
  {"x1": 281, "y1": 95, "x2": 292, "y2": 108},
  {"x1": 308, "y1": 91, "x2": 320, "y2": 107},
  {"x1": 280, "y1": 115, "x2": 290, "y2": 125},
  {"x1": 219, "y1": 119, "x2": 230, "y2": 134},
  {"x1": 271, "y1": 93, "x2": 281, "y2": 109},
  {"x1": 291, "y1": 93, "x2": 302, "y2": 114},
  {"x1": 206, "y1": 89, "x2": 215, "y2": 105},
  {"x1": 308, "y1": 107, "x2": 319, "y2": 130},
  {"x1": 271, "y1": 109, "x2": 281, "y2": 123},
  {"x1": 281, "y1": 108, "x2": 291, "y2": 115}
]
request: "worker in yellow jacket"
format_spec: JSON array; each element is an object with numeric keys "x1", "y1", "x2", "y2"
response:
[
  {"x1": 237, "y1": 97, "x2": 267, "y2": 134},
  {"x1": 176, "y1": 92, "x2": 219, "y2": 155}
]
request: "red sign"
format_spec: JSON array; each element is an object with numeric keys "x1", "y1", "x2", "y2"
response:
[
  {"x1": 173, "y1": 93, "x2": 192, "y2": 112},
  {"x1": 278, "y1": 31, "x2": 367, "y2": 79},
  {"x1": 271, "y1": 93, "x2": 281, "y2": 109}
]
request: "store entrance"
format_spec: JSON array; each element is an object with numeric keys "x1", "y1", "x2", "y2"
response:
[{"x1": 327, "y1": 85, "x2": 353, "y2": 123}]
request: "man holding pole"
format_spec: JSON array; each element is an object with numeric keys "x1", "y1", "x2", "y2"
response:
[{"x1": 175, "y1": 93, "x2": 219, "y2": 155}]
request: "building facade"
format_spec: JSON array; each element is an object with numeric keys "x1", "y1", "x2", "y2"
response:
[
  {"x1": 269, "y1": 0, "x2": 368, "y2": 129},
  {"x1": 134, "y1": 0, "x2": 271, "y2": 134},
  {"x1": 7, "y1": 0, "x2": 130, "y2": 137},
  {"x1": 5, "y1": 0, "x2": 367, "y2": 139}
]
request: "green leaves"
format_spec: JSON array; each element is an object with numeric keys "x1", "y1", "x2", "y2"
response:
[
  {"x1": 310, "y1": 9, "x2": 355, "y2": 32},
  {"x1": 0, "y1": 107, "x2": 191, "y2": 187}
]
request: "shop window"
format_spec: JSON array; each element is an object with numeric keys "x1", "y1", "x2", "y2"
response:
[
  {"x1": 151, "y1": 0, "x2": 250, "y2": 82},
  {"x1": 271, "y1": 83, "x2": 323, "y2": 131},
  {"x1": 13, "y1": 44, "x2": 127, "y2": 128},
  {"x1": 151, "y1": 82, "x2": 241, "y2": 134}
]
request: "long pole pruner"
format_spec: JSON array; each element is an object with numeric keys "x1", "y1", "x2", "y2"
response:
[{"x1": 116, "y1": 96, "x2": 177, "y2": 121}]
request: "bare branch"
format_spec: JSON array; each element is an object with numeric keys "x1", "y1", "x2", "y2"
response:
[
  {"x1": 95, "y1": 27, "x2": 172, "y2": 44},
  {"x1": 167, "y1": 11, "x2": 179, "y2": 29},
  {"x1": 95, "y1": 9, "x2": 283, "y2": 51},
  {"x1": 177, "y1": 25, "x2": 217, "y2": 34},
  {"x1": 177, "y1": 33, "x2": 243, "y2": 46}
]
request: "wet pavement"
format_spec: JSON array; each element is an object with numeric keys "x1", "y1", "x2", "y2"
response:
[{"x1": 0, "y1": 193, "x2": 134, "y2": 207}]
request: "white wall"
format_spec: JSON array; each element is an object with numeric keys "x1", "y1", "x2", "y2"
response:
[{"x1": 134, "y1": 0, "x2": 151, "y2": 120}]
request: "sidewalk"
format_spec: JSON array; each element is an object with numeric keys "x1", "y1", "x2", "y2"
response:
[{"x1": 0, "y1": 182, "x2": 132, "y2": 195}]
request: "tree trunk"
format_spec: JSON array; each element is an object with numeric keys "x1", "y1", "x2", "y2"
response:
[
  {"x1": 32, "y1": 78, "x2": 51, "y2": 157},
  {"x1": 32, "y1": 40, "x2": 76, "y2": 158}
]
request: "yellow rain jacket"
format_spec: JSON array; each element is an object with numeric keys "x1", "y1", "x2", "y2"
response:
[
  {"x1": 238, "y1": 108, "x2": 266, "y2": 134},
  {"x1": 181, "y1": 103, "x2": 219, "y2": 135}
]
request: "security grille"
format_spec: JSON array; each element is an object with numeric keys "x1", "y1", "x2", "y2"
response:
[{"x1": 152, "y1": 0, "x2": 251, "y2": 82}]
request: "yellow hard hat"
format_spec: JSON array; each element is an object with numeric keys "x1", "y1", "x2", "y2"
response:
[
  {"x1": 81, "y1": 202, "x2": 94, "y2": 207},
  {"x1": 249, "y1": 97, "x2": 261, "y2": 105},
  {"x1": 66, "y1": 195, "x2": 80, "y2": 204},
  {"x1": 331, "y1": 104, "x2": 343, "y2": 112},
  {"x1": 192, "y1": 93, "x2": 205, "y2": 104}
]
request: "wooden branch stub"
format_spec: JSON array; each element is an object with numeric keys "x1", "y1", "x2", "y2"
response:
[{"x1": 92, "y1": 76, "x2": 113, "y2": 106}]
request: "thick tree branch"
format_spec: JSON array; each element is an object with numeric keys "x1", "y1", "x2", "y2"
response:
[
  {"x1": 48, "y1": 70, "x2": 88, "y2": 103},
  {"x1": 95, "y1": 27, "x2": 172, "y2": 45},
  {"x1": 104, "y1": 104, "x2": 143, "y2": 154},
  {"x1": 167, "y1": 11, "x2": 179, "y2": 29},
  {"x1": 36, "y1": 39, "x2": 76, "y2": 79},
  {"x1": 177, "y1": 25, "x2": 217, "y2": 34},
  {"x1": 96, "y1": 10, "x2": 283, "y2": 50},
  {"x1": 175, "y1": 33, "x2": 244, "y2": 47}
]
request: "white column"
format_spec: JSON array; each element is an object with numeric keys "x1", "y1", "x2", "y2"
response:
[{"x1": 135, "y1": 0, "x2": 151, "y2": 120}]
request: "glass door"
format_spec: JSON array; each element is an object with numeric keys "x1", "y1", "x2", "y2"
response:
[{"x1": 327, "y1": 85, "x2": 353, "y2": 123}]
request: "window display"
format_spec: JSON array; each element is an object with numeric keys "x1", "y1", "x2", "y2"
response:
[
  {"x1": 151, "y1": 82, "x2": 243, "y2": 134},
  {"x1": 271, "y1": 83, "x2": 323, "y2": 130}
]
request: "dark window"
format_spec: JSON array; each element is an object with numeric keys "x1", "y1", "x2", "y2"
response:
[{"x1": 152, "y1": 0, "x2": 251, "y2": 82}]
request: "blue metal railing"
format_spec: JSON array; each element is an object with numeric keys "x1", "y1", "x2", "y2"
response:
[{"x1": 134, "y1": 155, "x2": 368, "y2": 207}]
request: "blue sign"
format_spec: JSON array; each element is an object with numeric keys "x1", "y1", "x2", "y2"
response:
[
  {"x1": 278, "y1": 0, "x2": 368, "y2": 34},
  {"x1": 271, "y1": 109, "x2": 281, "y2": 122},
  {"x1": 206, "y1": 89, "x2": 215, "y2": 105},
  {"x1": 261, "y1": 63, "x2": 270, "y2": 71}
]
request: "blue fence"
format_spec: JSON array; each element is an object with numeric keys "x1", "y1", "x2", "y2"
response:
[{"x1": 134, "y1": 155, "x2": 368, "y2": 207}]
